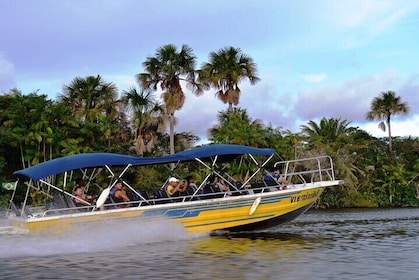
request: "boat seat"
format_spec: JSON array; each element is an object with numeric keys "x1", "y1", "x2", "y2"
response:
[
  {"x1": 52, "y1": 191, "x2": 69, "y2": 208},
  {"x1": 67, "y1": 197, "x2": 77, "y2": 208},
  {"x1": 66, "y1": 197, "x2": 85, "y2": 212},
  {"x1": 9, "y1": 201, "x2": 21, "y2": 217},
  {"x1": 202, "y1": 184, "x2": 224, "y2": 199},
  {"x1": 153, "y1": 188, "x2": 171, "y2": 204},
  {"x1": 23, "y1": 206, "x2": 33, "y2": 217},
  {"x1": 250, "y1": 181, "x2": 269, "y2": 193},
  {"x1": 128, "y1": 190, "x2": 151, "y2": 206},
  {"x1": 228, "y1": 184, "x2": 247, "y2": 196},
  {"x1": 182, "y1": 186, "x2": 200, "y2": 201},
  {"x1": 9, "y1": 201, "x2": 33, "y2": 217},
  {"x1": 103, "y1": 189, "x2": 118, "y2": 209}
]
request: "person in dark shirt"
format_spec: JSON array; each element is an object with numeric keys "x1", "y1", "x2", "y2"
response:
[
  {"x1": 111, "y1": 180, "x2": 131, "y2": 207},
  {"x1": 264, "y1": 167, "x2": 288, "y2": 188}
]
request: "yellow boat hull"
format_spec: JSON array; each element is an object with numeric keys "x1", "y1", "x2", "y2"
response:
[{"x1": 9, "y1": 184, "x2": 328, "y2": 234}]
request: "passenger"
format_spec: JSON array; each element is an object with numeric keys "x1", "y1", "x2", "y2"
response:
[
  {"x1": 177, "y1": 175, "x2": 199, "y2": 200},
  {"x1": 202, "y1": 176, "x2": 229, "y2": 198},
  {"x1": 111, "y1": 180, "x2": 131, "y2": 207},
  {"x1": 184, "y1": 175, "x2": 198, "y2": 194},
  {"x1": 166, "y1": 177, "x2": 181, "y2": 197},
  {"x1": 73, "y1": 186, "x2": 91, "y2": 207},
  {"x1": 178, "y1": 179, "x2": 188, "y2": 195},
  {"x1": 264, "y1": 167, "x2": 288, "y2": 189},
  {"x1": 215, "y1": 176, "x2": 231, "y2": 195}
]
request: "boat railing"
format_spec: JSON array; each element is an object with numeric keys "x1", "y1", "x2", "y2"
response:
[
  {"x1": 274, "y1": 155, "x2": 336, "y2": 185},
  {"x1": 19, "y1": 155, "x2": 336, "y2": 218},
  {"x1": 42, "y1": 204, "x2": 95, "y2": 217},
  {"x1": 38, "y1": 192, "x2": 231, "y2": 217}
]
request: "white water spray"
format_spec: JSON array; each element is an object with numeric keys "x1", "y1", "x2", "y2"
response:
[{"x1": 0, "y1": 216, "x2": 207, "y2": 258}]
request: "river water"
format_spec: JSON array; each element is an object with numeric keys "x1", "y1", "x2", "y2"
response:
[{"x1": 0, "y1": 208, "x2": 417, "y2": 280}]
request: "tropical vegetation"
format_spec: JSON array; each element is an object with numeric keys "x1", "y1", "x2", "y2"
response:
[
  {"x1": 366, "y1": 90, "x2": 410, "y2": 152},
  {"x1": 1, "y1": 45, "x2": 418, "y2": 209},
  {"x1": 137, "y1": 44, "x2": 202, "y2": 155},
  {"x1": 199, "y1": 46, "x2": 260, "y2": 111}
]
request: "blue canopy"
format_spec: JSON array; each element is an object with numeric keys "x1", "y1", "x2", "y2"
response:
[
  {"x1": 13, "y1": 144, "x2": 275, "y2": 181},
  {"x1": 173, "y1": 144, "x2": 274, "y2": 163}
]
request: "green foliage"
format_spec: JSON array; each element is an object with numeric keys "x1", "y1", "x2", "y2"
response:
[
  {"x1": 208, "y1": 108, "x2": 287, "y2": 149},
  {"x1": 138, "y1": 44, "x2": 201, "y2": 155},
  {"x1": 1, "y1": 63, "x2": 417, "y2": 210},
  {"x1": 198, "y1": 46, "x2": 260, "y2": 111},
  {"x1": 209, "y1": 108, "x2": 261, "y2": 145},
  {"x1": 122, "y1": 87, "x2": 165, "y2": 156},
  {"x1": 317, "y1": 186, "x2": 348, "y2": 208},
  {"x1": 346, "y1": 192, "x2": 378, "y2": 208}
]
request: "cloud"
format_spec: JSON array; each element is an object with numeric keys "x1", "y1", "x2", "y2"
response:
[
  {"x1": 109, "y1": 74, "x2": 137, "y2": 94},
  {"x1": 357, "y1": 114, "x2": 419, "y2": 138},
  {"x1": 1, "y1": 0, "x2": 418, "y2": 141},
  {"x1": 233, "y1": 71, "x2": 418, "y2": 137},
  {"x1": 0, "y1": 53, "x2": 15, "y2": 93},
  {"x1": 298, "y1": 3, "x2": 404, "y2": 53},
  {"x1": 292, "y1": 72, "x2": 418, "y2": 136},
  {"x1": 294, "y1": 71, "x2": 402, "y2": 122},
  {"x1": 302, "y1": 73, "x2": 327, "y2": 83},
  {"x1": 399, "y1": 74, "x2": 419, "y2": 110},
  {"x1": 175, "y1": 91, "x2": 225, "y2": 141}
]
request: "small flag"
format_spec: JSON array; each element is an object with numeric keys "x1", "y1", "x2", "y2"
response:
[{"x1": 2, "y1": 182, "x2": 16, "y2": 191}]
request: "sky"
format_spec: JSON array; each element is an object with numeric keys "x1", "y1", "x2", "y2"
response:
[{"x1": 1, "y1": 0, "x2": 418, "y2": 143}]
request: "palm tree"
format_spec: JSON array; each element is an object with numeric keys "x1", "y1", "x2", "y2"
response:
[
  {"x1": 61, "y1": 75, "x2": 120, "y2": 122},
  {"x1": 300, "y1": 117, "x2": 361, "y2": 189},
  {"x1": 122, "y1": 87, "x2": 165, "y2": 156},
  {"x1": 199, "y1": 46, "x2": 260, "y2": 111},
  {"x1": 366, "y1": 91, "x2": 409, "y2": 152},
  {"x1": 61, "y1": 75, "x2": 124, "y2": 152},
  {"x1": 137, "y1": 44, "x2": 202, "y2": 154},
  {"x1": 300, "y1": 117, "x2": 353, "y2": 146}
]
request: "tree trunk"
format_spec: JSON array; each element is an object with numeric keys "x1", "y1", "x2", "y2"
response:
[
  {"x1": 228, "y1": 102, "x2": 233, "y2": 112},
  {"x1": 389, "y1": 180, "x2": 393, "y2": 205},
  {"x1": 169, "y1": 113, "x2": 175, "y2": 155},
  {"x1": 387, "y1": 115, "x2": 392, "y2": 152}
]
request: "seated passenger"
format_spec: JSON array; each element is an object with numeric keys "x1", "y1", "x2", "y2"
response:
[
  {"x1": 203, "y1": 176, "x2": 218, "y2": 195},
  {"x1": 111, "y1": 180, "x2": 131, "y2": 207},
  {"x1": 215, "y1": 176, "x2": 231, "y2": 196},
  {"x1": 166, "y1": 177, "x2": 181, "y2": 197},
  {"x1": 184, "y1": 175, "x2": 198, "y2": 195},
  {"x1": 178, "y1": 179, "x2": 188, "y2": 195},
  {"x1": 174, "y1": 175, "x2": 199, "y2": 200},
  {"x1": 202, "y1": 176, "x2": 229, "y2": 198},
  {"x1": 264, "y1": 167, "x2": 288, "y2": 189},
  {"x1": 73, "y1": 186, "x2": 94, "y2": 207}
]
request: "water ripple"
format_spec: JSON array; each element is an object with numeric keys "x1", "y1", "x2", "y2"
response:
[{"x1": 0, "y1": 208, "x2": 418, "y2": 280}]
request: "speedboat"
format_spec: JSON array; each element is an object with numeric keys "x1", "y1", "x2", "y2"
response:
[{"x1": 8, "y1": 144, "x2": 343, "y2": 233}]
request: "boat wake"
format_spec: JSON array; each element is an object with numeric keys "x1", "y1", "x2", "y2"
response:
[{"x1": 0, "y1": 218, "x2": 207, "y2": 258}]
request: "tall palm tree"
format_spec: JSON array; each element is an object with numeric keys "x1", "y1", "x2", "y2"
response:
[
  {"x1": 137, "y1": 44, "x2": 202, "y2": 154},
  {"x1": 199, "y1": 46, "x2": 260, "y2": 111},
  {"x1": 366, "y1": 91, "x2": 409, "y2": 152},
  {"x1": 61, "y1": 75, "x2": 120, "y2": 122},
  {"x1": 122, "y1": 87, "x2": 165, "y2": 156}
]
